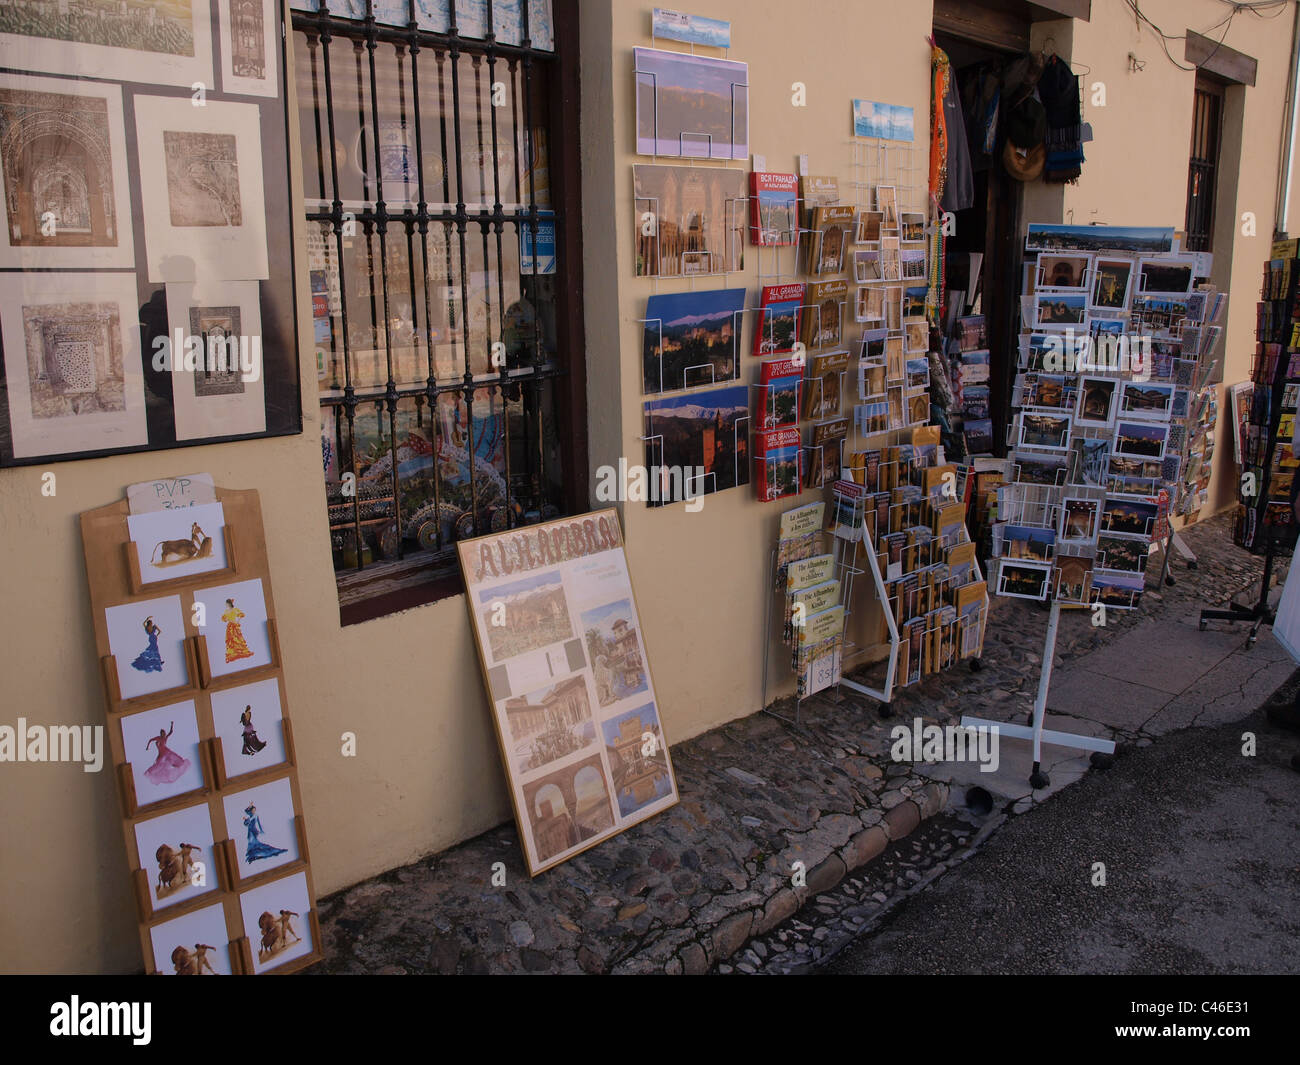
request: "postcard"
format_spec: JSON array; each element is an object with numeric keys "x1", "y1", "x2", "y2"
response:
[
  {"x1": 1037, "y1": 254, "x2": 1091, "y2": 291},
  {"x1": 997, "y1": 559, "x2": 1052, "y2": 601},
  {"x1": 642, "y1": 287, "x2": 744, "y2": 393},
  {"x1": 1060, "y1": 496, "x2": 1101, "y2": 545},
  {"x1": 0, "y1": 271, "x2": 147, "y2": 460},
  {"x1": 854, "y1": 250, "x2": 881, "y2": 283},
  {"x1": 856, "y1": 210, "x2": 884, "y2": 244},
  {"x1": 134, "y1": 95, "x2": 268, "y2": 283},
  {"x1": 1096, "y1": 532, "x2": 1149, "y2": 572},
  {"x1": 129, "y1": 502, "x2": 229, "y2": 585},
  {"x1": 210, "y1": 677, "x2": 288, "y2": 782},
  {"x1": 1026, "y1": 224, "x2": 1174, "y2": 254},
  {"x1": 1113, "y1": 419, "x2": 1167, "y2": 460},
  {"x1": 1091, "y1": 257, "x2": 1134, "y2": 310},
  {"x1": 1100, "y1": 496, "x2": 1159, "y2": 538},
  {"x1": 1035, "y1": 292, "x2": 1089, "y2": 330},
  {"x1": 1017, "y1": 411, "x2": 1072, "y2": 451},
  {"x1": 107, "y1": 596, "x2": 191, "y2": 702},
  {"x1": 134, "y1": 802, "x2": 219, "y2": 912},
  {"x1": 223, "y1": 776, "x2": 300, "y2": 881},
  {"x1": 238, "y1": 870, "x2": 314, "y2": 974},
  {"x1": 1054, "y1": 555, "x2": 1094, "y2": 604},
  {"x1": 643, "y1": 384, "x2": 749, "y2": 505},
  {"x1": 1000, "y1": 524, "x2": 1055, "y2": 562},
  {"x1": 1137, "y1": 256, "x2": 1196, "y2": 296},
  {"x1": 1091, "y1": 569, "x2": 1145, "y2": 610},
  {"x1": 0, "y1": 75, "x2": 135, "y2": 269},
  {"x1": 1015, "y1": 452, "x2": 1068, "y2": 485},
  {"x1": 1118, "y1": 380, "x2": 1174, "y2": 421},
  {"x1": 634, "y1": 48, "x2": 748, "y2": 159},
  {"x1": 853, "y1": 100, "x2": 914, "y2": 143},
  {"x1": 194, "y1": 578, "x2": 275, "y2": 678},
  {"x1": 651, "y1": 8, "x2": 731, "y2": 48},
  {"x1": 120, "y1": 699, "x2": 205, "y2": 806},
  {"x1": 634, "y1": 164, "x2": 745, "y2": 277},
  {"x1": 901, "y1": 213, "x2": 926, "y2": 243},
  {"x1": 149, "y1": 903, "x2": 234, "y2": 975}
]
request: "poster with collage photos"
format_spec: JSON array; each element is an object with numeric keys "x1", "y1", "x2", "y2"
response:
[
  {"x1": 458, "y1": 509, "x2": 678, "y2": 875},
  {"x1": 994, "y1": 225, "x2": 1224, "y2": 611},
  {"x1": 0, "y1": 1, "x2": 301, "y2": 467}
]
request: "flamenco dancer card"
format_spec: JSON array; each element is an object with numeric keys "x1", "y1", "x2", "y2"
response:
[{"x1": 193, "y1": 578, "x2": 274, "y2": 679}]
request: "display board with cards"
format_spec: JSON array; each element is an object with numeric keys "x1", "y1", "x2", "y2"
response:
[
  {"x1": 0, "y1": 1, "x2": 302, "y2": 467},
  {"x1": 993, "y1": 224, "x2": 1219, "y2": 611},
  {"x1": 80, "y1": 482, "x2": 320, "y2": 975}
]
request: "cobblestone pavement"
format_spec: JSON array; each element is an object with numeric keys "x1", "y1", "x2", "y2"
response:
[{"x1": 312, "y1": 514, "x2": 1284, "y2": 975}]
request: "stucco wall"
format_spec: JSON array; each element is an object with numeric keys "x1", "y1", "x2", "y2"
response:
[{"x1": 1, "y1": 0, "x2": 1296, "y2": 973}]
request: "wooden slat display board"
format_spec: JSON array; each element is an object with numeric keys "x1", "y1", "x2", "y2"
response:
[{"x1": 80, "y1": 486, "x2": 320, "y2": 976}]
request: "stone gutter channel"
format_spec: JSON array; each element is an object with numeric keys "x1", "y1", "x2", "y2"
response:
[{"x1": 313, "y1": 515, "x2": 1277, "y2": 975}]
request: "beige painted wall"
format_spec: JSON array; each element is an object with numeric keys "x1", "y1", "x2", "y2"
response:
[{"x1": 2, "y1": 0, "x2": 1297, "y2": 973}]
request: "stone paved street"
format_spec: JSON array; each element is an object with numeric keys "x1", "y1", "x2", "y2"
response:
[{"x1": 312, "y1": 514, "x2": 1291, "y2": 974}]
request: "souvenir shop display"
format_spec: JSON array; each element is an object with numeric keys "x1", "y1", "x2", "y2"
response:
[{"x1": 80, "y1": 477, "x2": 321, "y2": 975}]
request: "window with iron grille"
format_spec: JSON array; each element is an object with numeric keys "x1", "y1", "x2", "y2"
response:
[
  {"x1": 290, "y1": 0, "x2": 585, "y2": 623},
  {"x1": 1184, "y1": 74, "x2": 1224, "y2": 254}
]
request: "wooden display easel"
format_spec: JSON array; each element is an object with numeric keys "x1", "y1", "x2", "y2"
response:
[{"x1": 80, "y1": 486, "x2": 322, "y2": 976}]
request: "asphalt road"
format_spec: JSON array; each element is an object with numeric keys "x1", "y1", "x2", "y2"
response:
[{"x1": 819, "y1": 688, "x2": 1300, "y2": 975}]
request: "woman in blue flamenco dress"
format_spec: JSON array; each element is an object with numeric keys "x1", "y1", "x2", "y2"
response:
[
  {"x1": 131, "y1": 616, "x2": 165, "y2": 674},
  {"x1": 243, "y1": 803, "x2": 287, "y2": 864}
]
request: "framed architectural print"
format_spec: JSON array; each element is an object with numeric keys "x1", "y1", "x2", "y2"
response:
[
  {"x1": 0, "y1": 271, "x2": 147, "y2": 460},
  {"x1": 218, "y1": 0, "x2": 280, "y2": 97},
  {"x1": 457, "y1": 509, "x2": 679, "y2": 875},
  {"x1": 0, "y1": 74, "x2": 136, "y2": 269}
]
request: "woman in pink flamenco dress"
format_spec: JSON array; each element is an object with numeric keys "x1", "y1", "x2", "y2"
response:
[{"x1": 144, "y1": 722, "x2": 191, "y2": 786}]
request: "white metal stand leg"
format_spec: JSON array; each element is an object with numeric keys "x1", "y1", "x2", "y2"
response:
[{"x1": 961, "y1": 600, "x2": 1115, "y2": 788}]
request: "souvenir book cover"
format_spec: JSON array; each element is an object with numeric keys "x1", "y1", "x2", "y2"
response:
[
  {"x1": 750, "y1": 171, "x2": 799, "y2": 246},
  {"x1": 754, "y1": 426, "x2": 802, "y2": 502},
  {"x1": 753, "y1": 283, "x2": 805, "y2": 356}
]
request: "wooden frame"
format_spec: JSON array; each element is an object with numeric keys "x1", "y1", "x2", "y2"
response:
[{"x1": 81, "y1": 485, "x2": 321, "y2": 975}]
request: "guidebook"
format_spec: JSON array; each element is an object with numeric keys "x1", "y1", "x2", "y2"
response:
[
  {"x1": 754, "y1": 426, "x2": 802, "y2": 503},
  {"x1": 750, "y1": 171, "x2": 800, "y2": 246},
  {"x1": 753, "y1": 283, "x2": 805, "y2": 357}
]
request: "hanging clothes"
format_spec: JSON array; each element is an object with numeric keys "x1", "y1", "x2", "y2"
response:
[
  {"x1": 1039, "y1": 55, "x2": 1084, "y2": 184},
  {"x1": 941, "y1": 53, "x2": 974, "y2": 214}
]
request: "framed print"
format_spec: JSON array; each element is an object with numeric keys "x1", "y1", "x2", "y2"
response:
[
  {"x1": 1137, "y1": 256, "x2": 1196, "y2": 296},
  {"x1": 119, "y1": 699, "x2": 206, "y2": 807},
  {"x1": 1075, "y1": 376, "x2": 1117, "y2": 427},
  {"x1": 1113, "y1": 419, "x2": 1167, "y2": 461},
  {"x1": 209, "y1": 677, "x2": 288, "y2": 782},
  {"x1": 997, "y1": 559, "x2": 1052, "y2": 601},
  {"x1": 1034, "y1": 292, "x2": 1088, "y2": 331},
  {"x1": 1060, "y1": 496, "x2": 1101, "y2": 545},
  {"x1": 106, "y1": 596, "x2": 190, "y2": 701},
  {"x1": 1118, "y1": 380, "x2": 1175, "y2": 421},
  {"x1": 164, "y1": 279, "x2": 267, "y2": 439},
  {"x1": 133, "y1": 95, "x2": 268, "y2": 282},
  {"x1": 134, "y1": 801, "x2": 220, "y2": 913},
  {"x1": 222, "y1": 776, "x2": 299, "y2": 881},
  {"x1": 127, "y1": 501, "x2": 230, "y2": 586},
  {"x1": 1017, "y1": 411, "x2": 1072, "y2": 451},
  {"x1": 149, "y1": 902, "x2": 234, "y2": 975},
  {"x1": 1091, "y1": 257, "x2": 1133, "y2": 310},
  {"x1": 217, "y1": 0, "x2": 278, "y2": 97},
  {"x1": 0, "y1": 75, "x2": 135, "y2": 269},
  {"x1": 641, "y1": 288, "x2": 744, "y2": 393},
  {"x1": 194, "y1": 578, "x2": 274, "y2": 678},
  {"x1": 0, "y1": 271, "x2": 147, "y2": 460},
  {"x1": 1036, "y1": 254, "x2": 1091, "y2": 291},
  {"x1": 1100, "y1": 496, "x2": 1159, "y2": 538},
  {"x1": 457, "y1": 509, "x2": 679, "y2": 875},
  {"x1": 633, "y1": 48, "x2": 748, "y2": 160},
  {"x1": 238, "y1": 869, "x2": 314, "y2": 974},
  {"x1": 0, "y1": 0, "x2": 214, "y2": 89}
]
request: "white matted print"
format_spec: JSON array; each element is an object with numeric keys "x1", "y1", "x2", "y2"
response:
[
  {"x1": 128, "y1": 501, "x2": 229, "y2": 585},
  {"x1": 218, "y1": 0, "x2": 279, "y2": 97},
  {"x1": 222, "y1": 776, "x2": 298, "y2": 881},
  {"x1": 149, "y1": 902, "x2": 233, "y2": 975},
  {"x1": 194, "y1": 578, "x2": 273, "y2": 677},
  {"x1": 209, "y1": 677, "x2": 287, "y2": 781},
  {"x1": 238, "y1": 870, "x2": 313, "y2": 974},
  {"x1": 0, "y1": 1, "x2": 213, "y2": 90},
  {"x1": 134, "y1": 801, "x2": 219, "y2": 912},
  {"x1": 105, "y1": 595, "x2": 190, "y2": 700},
  {"x1": 164, "y1": 279, "x2": 266, "y2": 439},
  {"x1": 0, "y1": 74, "x2": 135, "y2": 269},
  {"x1": 119, "y1": 699, "x2": 206, "y2": 806},
  {"x1": 133, "y1": 95, "x2": 267, "y2": 283},
  {"x1": 0, "y1": 271, "x2": 147, "y2": 459}
]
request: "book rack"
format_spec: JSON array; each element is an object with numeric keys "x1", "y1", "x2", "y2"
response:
[{"x1": 80, "y1": 485, "x2": 322, "y2": 976}]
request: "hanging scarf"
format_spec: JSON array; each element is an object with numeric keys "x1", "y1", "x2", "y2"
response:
[{"x1": 928, "y1": 43, "x2": 950, "y2": 328}]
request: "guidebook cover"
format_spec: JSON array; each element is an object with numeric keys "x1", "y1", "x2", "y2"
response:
[
  {"x1": 758, "y1": 357, "x2": 803, "y2": 429},
  {"x1": 750, "y1": 172, "x2": 799, "y2": 246},
  {"x1": 754, "y1": 283, "x2": 805, "y2": 356},
  {"x1": 755, "y1": 426, "x2": 802, "y2": 502}
]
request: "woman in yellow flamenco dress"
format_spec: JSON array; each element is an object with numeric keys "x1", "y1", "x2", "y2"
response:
[{"x1": 222, "y1": 598, "x2": 255, "y2": 664}]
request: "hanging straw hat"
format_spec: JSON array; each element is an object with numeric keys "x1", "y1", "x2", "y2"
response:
[{"x1": 1003, "y1": 140, "x2": 1046, "y2": 182}]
